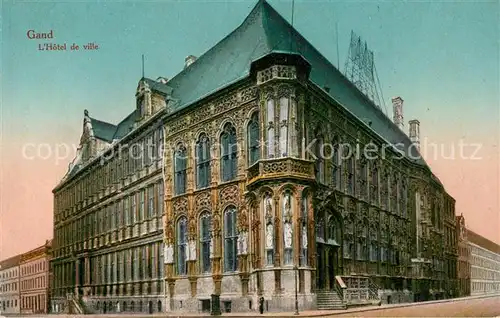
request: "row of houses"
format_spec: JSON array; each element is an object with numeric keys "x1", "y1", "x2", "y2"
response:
[{"x1": 0, "y1": 241, "x2": 52, "y2": 315}]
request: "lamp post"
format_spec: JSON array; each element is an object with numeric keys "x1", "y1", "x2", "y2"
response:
[{"x1": 294, "y1": 265, "x2": 299, "y2": 315}]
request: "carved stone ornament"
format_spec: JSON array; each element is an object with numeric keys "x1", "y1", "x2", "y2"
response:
[
  {"x1": 195, "y1": 191, "x2": 211, "y2": 212},
  {"x1": 209, "y1": 237, "x2": 215, "y2": 259},
  {"x1": 188, "y1": 240, "x2": 197, "y2": 261},
  {"x1": 237, "y1": 231, "x2": 249, "y2": 255},
  {"x1": 173, "y1": 197, "x2": 188, "y2": 215},
  {"x1": 302, "y1": 224, "x2": 308, "y2": 249},
  {"x1": 265, "y1": 223, "x2": 274, "y2": 249},
  {"x1": 284, "y1": 222, "x2": 293, "y2": 248},
  {"x1": 219, "y1": 185, "x2": 239, "y2": 205},
  {"x1": 265, "y1": 194, "x2": 273, "y2": 220},
  {"x1": 164, "y1": 244, "x2": 174, "y2": 264}
]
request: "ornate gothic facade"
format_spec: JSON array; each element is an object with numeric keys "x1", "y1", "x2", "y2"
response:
[{"x1": 50, "y1": 0, "x2": 459, "y2": 314}]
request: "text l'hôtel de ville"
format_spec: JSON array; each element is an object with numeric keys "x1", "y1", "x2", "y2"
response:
[{"x1": 27, "y1": 30, "x2": 99, "y2": 51}]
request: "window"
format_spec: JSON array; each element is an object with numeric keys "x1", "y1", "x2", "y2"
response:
[
  {"x1": 131, "y1": 194, "x2": 137, "y2": 224},
  {"x1": 147, "y1": 186, "x2": 154, "y2": 218},
  {"x1": 196, "y1": 134, "x2": 211, "y2": 189},
  {"x1": 313, "y1": 129, "x2": 325, "y2": 183},
  {"x1": 248, "y1": 112, "x2": 260, "y2": 165},
  {"x1": 158, "y1": 181, "x2": 164, "y2": 216},
  {"x1": 224, "y1": 206, "x2": 238, "y2": 272},
  {"x1": 220, "y1": 123, "x2": 238, "y2": 182},
  {"x1": 332, "y1": 142, "x2": 341, "y2": 189},
  {"x1": 371, "y1": 162, "x2": 379, "y2": 204},
  {"x1": 139, "y1": 189, "x2": 145, "y2": 221},
  {"x1": 400, "y1": 179, "x2": 407, "y2": 217},
  {"x1": 266, "y1": 99, "x2": 275, "y2": 158},
  {"x1": 174, "y1": 144, "x2": 187, "y2": 195},
  {"x1": 124, "y1": 197, "x2": 130, "y2": 226},
  {"x1": 300, "y1": 191, "x2": 308, "y2": 266},
  {"x1": 279, "y1": 97, "x2": 289, "y2": 157},
  {"x1": 346, "y1": 147, "x2": 355, "y2": 195},
  {"x1": 200, "y1": 212, "x2": 212, "y2": 273},
  {"x1": 176, "y1": 217, "x2": 188, "y2": 275},
  {"x1": 359, "y1": 159, "x2": 367, "y2": 199},
  {"x1": 282, "y1": 192, "x2": 293, "y2": 265}
]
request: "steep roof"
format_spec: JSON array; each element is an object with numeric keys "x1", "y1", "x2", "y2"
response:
[
  {"x1": 468, "y1": 230, "x2": 500, "y2": 254},
  {"x1": 165, "y1": 0, "x2": 426, "y2": 166},
  {"x1": 0, "y1": 255, "x2": 21, "y2": 270},
  {"x1": 89, "y1": 117, "x2": 117, "y2": 142}
]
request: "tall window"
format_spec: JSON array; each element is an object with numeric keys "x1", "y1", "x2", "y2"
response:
[
  {"x1": 158, "y1": 181, "x2": 164, "y2": 217},
  {"x1": 315, "y1": 133, "x2": 325, "y2": 183},
  {"x1": 139, "y1": 189, "x2": 145, "y2": 221},
  {"x1": 279, "y1": 97, "x2": 289, "y2": 157},
  {"x1": 224, "y1": 207, "x2": 238, "y2": 272},
  {"x1": 264, "y1": 193, "x2": 274, "y2": 266},
  {"x1": 196, "y1": 134, "x2": 211, "y2": 189},
  {"x1": 347, "y1": 148, "x2": 355, "y2": 195},
  {"x1": 359, "y1": 159, "x2": 367, "y2": 199},
  {"x1": 300, "y1": 191, "x2": 308, "y2": 266},
  {"x1": 220, "y1": 123, "x2": 238, "y2": 182},
  {"x1": 266, "y1": 99, "x2": 275, "y2": 158},
  {"x1": 332, "y1": 143, "x2": 341, "y2": 189},
  {"x1": 174, "y1": 144, "x2": 187, "y2": 195},
  {"x1": 391, "y1": 175, "x2": 398, "y2": 213},
  {"x1": 248, "y1": 112, "x2": 260, "y2": 165},
  {"x1": 199, "y1": 212, "x2": 212, "y2": 273},
  {"x1": 400, "y1": 179, "x2": 407, "y2": 217},
  {"x1": 147, "y1": 186, "x2": 154, "y2": 218},
  {"x1": 131, "y1": 194, "x2": 137, "y2": 224},
  {"x1": 176, "y1": 217, "x2": 188, "y2": 275},
  {"x1": 371, "y1": 163, "x2": 379, "y2": 204}
]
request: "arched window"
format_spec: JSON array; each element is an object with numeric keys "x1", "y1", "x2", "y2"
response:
[
  {"x1": 315, "y1": 131, "x2": 325, "y2": 183},
  {"x1": 359, "y1": 159, "x2": 367, "y2": 199},
  {"x1": 224, "y1": 207, "x2": 238, "y2": 272},
  {"x1": 400, "y1": 179, "x2": 407, "y2": 217},
  {"x1": 174, "y1": 144, "x2": 187, "y2": 195},
  {"x1": 371, "y1": 162, "x2": 379, "y2": 204},
  {"x1": 199, "y1": 212, "x2": 212, "y2": 273},
  {"x1": 391, "y1": 174, "x2": 398, "y2": 213},
  {"x1": 220, "y1": 123, "x2": 238, "y2": 182},
  {"x1": 266, "y1": 99, "x2": 275, "y2": 158},
  {"x1": 346, "y1": 146, "x2": 355, "y2": 195},
  {"x1": 247, "y1": 112, "x2": 260, "y2": 165},
  {"x1": 196, "y1": 134, "x2": 211, "y2": 189},
  {"x1": 282, "y1": 191, "x2": 293, "y2": 265},
  {"x1": 328, "y1": 217, "x2": 337, "y2": 242},
  {"x1": 279, "y1": 97, "x2": 290, "y2": 157},
  {"x1": 300, "y1": 191, "x2": 308, "y2": 266},
  {"x1": 369, "y1": 223, "x2": 378, "y2": 262},
  {"x1": 332, "y1": 142, "x2": 341, "y2": 189},
  {"x1": 176, "y1": 217, "x2": 188, "y2": 275}
]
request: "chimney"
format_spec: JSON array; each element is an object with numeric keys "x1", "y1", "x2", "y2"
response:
[
  {"x1": 184, "y1": 55, "x2": 197, "y2": 69},
  {"x1": 392, "y1": 96, "x2": 404, "y2": 130},
  {"x1": 408, "y1": 119, "x2": 420, "y2": 151},
  {"x1": 156, "y1": 77, "x2": 168, "y2": 84}
]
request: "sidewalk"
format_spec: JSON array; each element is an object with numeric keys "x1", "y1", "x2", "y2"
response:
[{"x1": 2, "y1": 293, "x2": 499, "y2": 318}]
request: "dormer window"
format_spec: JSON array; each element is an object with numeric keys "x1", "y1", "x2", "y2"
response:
[{"x1": 137, "y1": 95, "x2": 145, "y2": 118}]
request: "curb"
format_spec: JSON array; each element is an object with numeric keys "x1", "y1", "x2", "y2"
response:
[{"x1": 322, "y1": 293, "x2": 500, "y2": 316}]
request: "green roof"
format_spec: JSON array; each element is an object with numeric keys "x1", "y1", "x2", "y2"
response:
[{"x1": 164, "y1": 0, "x2": 427, "y2": 167}]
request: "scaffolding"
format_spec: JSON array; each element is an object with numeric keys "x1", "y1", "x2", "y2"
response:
[{"x1": 344, "y1": 31, "x2": 387, "y2": 115}]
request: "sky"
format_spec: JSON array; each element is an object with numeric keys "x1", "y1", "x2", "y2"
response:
[{"x1": 1, "y1": 0, "x2": 499, "y2": 259}]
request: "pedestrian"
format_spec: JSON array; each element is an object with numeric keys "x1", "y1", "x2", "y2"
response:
[{"x1": 259, "y1": 296, "x2": 265, "y2": 314}]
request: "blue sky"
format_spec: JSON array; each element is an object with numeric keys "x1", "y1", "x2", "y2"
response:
[{"x1": 1, "y1": 0, "x2": 499, "y2": 256}]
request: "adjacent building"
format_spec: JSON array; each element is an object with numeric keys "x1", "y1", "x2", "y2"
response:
[
  {"x1": 468, "y1": 230, "x2": 500, "y2": 295},
  {"x1": 0, "y1": 255, "x2": 21, "y2": 315},
  {"x1": 19, "y1": 240, "x2": 52, "y2": 314},
  {"x1": 51, "y1": 0, "x2": 459, "y2": 313},
  {"x1": 50, "y1": 87, "x2": 166, "y2": 312},
  {"x1": 456, "y1": 214, "x2": 471, "y2": 297}
]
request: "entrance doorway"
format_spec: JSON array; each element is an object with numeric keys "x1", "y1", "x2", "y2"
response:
[{"x1": 316, "y1": 244, "x2": 340, "y2": 291}]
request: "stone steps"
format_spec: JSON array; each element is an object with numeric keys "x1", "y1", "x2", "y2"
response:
[{"x1": 316, "y1": 292, "x2": 347, "y2": 310}]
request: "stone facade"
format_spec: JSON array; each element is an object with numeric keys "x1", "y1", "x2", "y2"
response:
[
  {"x1": 456, "y1": 215, "x2": 471, "y2": 297},
  {"x1": 467, "y1": 230, "x2": 500, "y2": 295},
  {"x1": 51, "y1": 79, "x2": 168, "y2": 314},
  {"x1": 19, "y1": 240, "x2": 52, "y2": 314},
  {"x1": 0, "y1": 255, "x2": 21, "y2": 315}
]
